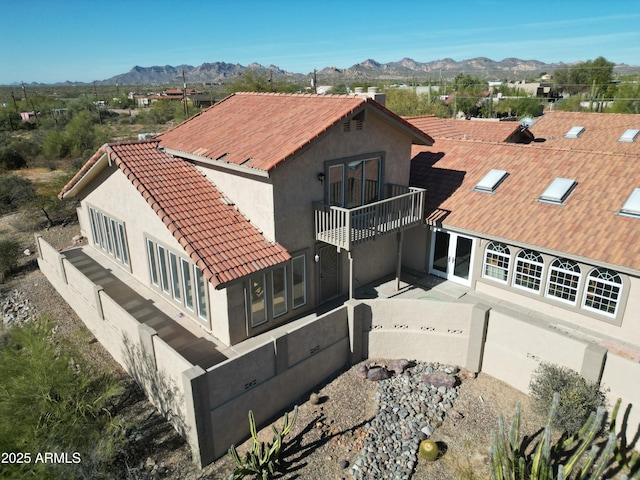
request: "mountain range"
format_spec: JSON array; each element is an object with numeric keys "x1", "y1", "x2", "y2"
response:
[{"x1": 25, "y1": 57, "x2": 640, "y2": 86}]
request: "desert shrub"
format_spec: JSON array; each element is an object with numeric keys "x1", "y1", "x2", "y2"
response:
[
  {"x1": 0, "y1": 146, "x2": 27, "y2": 170},
  {"x1": 0, "y1": 317, "x2": 126, "y2": 479},
  {"x1": 0, "y1": 237, "x2": 19, "y2": 281},
  {"x1": 529, "y1": 362, "x2": 607, "y2": 434},
  {"x1": 0, "y1": 174, "x2": 34, "y2": 214}
]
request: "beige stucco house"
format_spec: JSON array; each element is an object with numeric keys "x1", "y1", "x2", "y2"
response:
[{"x1": 38, "y1": 98, "x2": 640, "y2": 465}]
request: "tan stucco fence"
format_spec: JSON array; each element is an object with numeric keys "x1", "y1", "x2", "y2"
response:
[{"x1": 36, "y1": 236, "x2": 639, "y2": 466}]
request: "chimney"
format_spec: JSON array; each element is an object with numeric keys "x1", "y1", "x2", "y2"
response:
[{"x1": 354, "y1": 86, "x2": 385, "y2": 106}]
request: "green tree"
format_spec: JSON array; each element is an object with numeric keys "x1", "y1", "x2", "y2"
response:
[
  {"x1": 384, "y1": 88, "x2": 449, "y2": 117},
  {"x1": 0, "y1": 318, "x2": 125, "y2": 479},
  {"x1": 609, "y1": 80, "x2": 640, "y2": 114},
  {"x1": 493, "y1": 97, "x2": 544, "y2": 118},
  {"x1": 227, "y1": 68, "x2": 272, "y2": 93},
  {"x1": 553, "y1": 57, "x2": 615, "y2": 97}
]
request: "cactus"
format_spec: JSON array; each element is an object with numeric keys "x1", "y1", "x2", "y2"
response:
[
  {"x1": 419, "y1": 439, "x2": 440, "y2": 461},
  {"x1": 489, "y1": 394, "x2": 635, "y2": 480},
  {"x1": 228, "y1": 405, "x2": 298, "y2": 480}
]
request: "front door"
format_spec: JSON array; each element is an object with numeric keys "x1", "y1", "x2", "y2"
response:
[
  {"x1": 429, "y1": 229, "x2": 475, "y2": 286},
  {"x1": 318, "y1": 245, "x2": 339, "y2": 301}
]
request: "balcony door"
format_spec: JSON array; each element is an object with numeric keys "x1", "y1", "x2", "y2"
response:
[
  {"x1": 327, "y1": 156, "x2": 381, "y2": 208},
  {"x1": 429, "y1": 229, "x2": 475, "y2": 286}
]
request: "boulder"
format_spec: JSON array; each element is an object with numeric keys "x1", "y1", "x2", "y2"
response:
[
  {"x1": 366, "y1": 366, "x2": 391, "y2": 381},
  {"x1": 421, "y1": 371, "x2": 457, "y2": 389}
]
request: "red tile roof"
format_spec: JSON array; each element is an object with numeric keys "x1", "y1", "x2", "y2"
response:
[
  {"x1": 158, "y1": 92, "x2": 433, "y2": 172},
  {"x1": 528, "y1": 111, "x2": 640, "y2": 155},
  {"x1": 62, "y1": 140, "x2": 290, "y2": 288},
  {"x1": 410, "y1": 137, "x2": 640, "y2": 272},
  {"x1": 405, "y1": 115, "x2": 527, "y2": 143}
]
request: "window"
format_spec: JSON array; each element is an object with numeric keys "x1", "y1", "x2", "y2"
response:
[
  {"x1": 147, "y1": 239, "x2": 159, "y2": 286},
  {"x1": 251, "y1": 275, "x2": 267, "y2": 327},
  {"x1": 583, "y1": 268, "x2": 622, "y2": 316},
  {"x1": 169, "y1": 252, "x2": 181, "y2": 302},
  {"x1": 157, "y1": 245, "x2": 170, "y2": 293},
  {"x1": 182, "y1": 258, "x2": 194, "y2": 311},
  {"x1": 546, "y1": 258, "x2": 581, "y2": 304},
  {"x1": 326, "y1": 154, "x2": 382, "y2": 208},
  {"x1": 195, "y1": 266, "x2": 208, "y2": 320},
  {"x1": 87, "y1": 206, "x2": 129, "y2": 267},
  {"x1": 483, "y1": 242, "x2": 510, "y2": 283},
  {"x1": 292, "y1": 255, "x2": 306, "y2": 309},
  {"x1": 513, "y1": 250, "x2": 544, "y2": 292},
  {"x1": 272, "y1": 267, "x2": 287, "y2": 318}
]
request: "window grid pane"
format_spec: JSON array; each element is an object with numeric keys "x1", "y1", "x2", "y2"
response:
[
  {"x1": 583, "y1": 269, "x2": 622, "y2": 316},
  {"x1": 513, "y1": 250, "x2": 544, "y2": 292},
  {"x1": 483, "y1": 242, "x2": 510, "y2": 282},
  {"x1": 546, "y1": 259, "x2": 580, "y2": 304},
  {"x1": 157, "y1": 245, "x2": 170, "y2": 293}
]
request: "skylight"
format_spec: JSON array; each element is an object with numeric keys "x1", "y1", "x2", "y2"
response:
[
  {"x1": 538, "y1": 178, "x2": 577, "y2": 204},
  {"x1": 619, "y1": 129, "x2": 640, "y2": 143},
  {"x1": 564, "y1": 126, "x2": 585, "y2": 139},
  {"x1": 619, "y1": 188, "x2": 640, "y2": 217},
  {"x1": 474, "y1": 169, "x2": 509, "y2": 193}
]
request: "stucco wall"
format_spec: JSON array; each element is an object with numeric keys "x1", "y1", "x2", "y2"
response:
[{"x1": 475, "y1": 276, "x2": 640, "y2": 347}]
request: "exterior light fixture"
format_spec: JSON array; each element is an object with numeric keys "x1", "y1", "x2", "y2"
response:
[{"x1": 317, "y1": 172, "x2": 325, "y2": 183}]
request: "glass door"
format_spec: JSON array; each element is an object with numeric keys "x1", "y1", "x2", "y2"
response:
[{"x1": 429, "y1": 229, "x2": 475, "y2": 286}]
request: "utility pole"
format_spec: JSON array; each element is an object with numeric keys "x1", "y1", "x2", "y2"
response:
[{"x1": 182, "y1": 70, "x2": 188, "y2": 117}]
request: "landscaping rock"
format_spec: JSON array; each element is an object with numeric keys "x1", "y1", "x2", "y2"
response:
[
  {"x1": 366, "y1": 366, "x2": 391, "y2": 381},
  {"x1": 421, "y1": 371, "x2": 457, "y2": 389}
]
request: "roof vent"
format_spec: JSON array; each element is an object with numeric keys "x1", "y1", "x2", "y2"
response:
[
  {"x1": 538, "y1": 178, "x2": 577, "y2": 204},
  {"x1": 618, "y1": 129, "x2": 640, "y2": 143},
  {"x1": 564, "y1": 126, "x2": 585, "y2": 139},
  {"x1": 619, "y1": 188, "x2": 640, "y2": 217},
  {"x1": 474, "y1": 169, "x2": 509, "y2": 193}
]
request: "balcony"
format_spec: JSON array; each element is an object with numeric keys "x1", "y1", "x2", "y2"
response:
[{"x1": 314, "y1": 184, "x2": 426, "y2": 251}]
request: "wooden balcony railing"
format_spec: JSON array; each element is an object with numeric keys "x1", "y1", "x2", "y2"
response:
[{"x1": 314, "y1": 185, "x2": 426, "y2": 251}]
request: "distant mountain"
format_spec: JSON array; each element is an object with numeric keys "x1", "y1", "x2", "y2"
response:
[
  {"x1": 317, "y1": 57, "x2": 565, "y2": 81},
  {"x1": 99, "y1": 62, "x2": 296, "y2": 86},
  {"x1": 64, "y1": 57, "x2": 640, "y2": 86}
]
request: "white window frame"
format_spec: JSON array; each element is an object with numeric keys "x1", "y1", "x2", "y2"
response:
[
  {"x1": 87, "y1": 206, "x2": 129, "y2": 268},
  {"x1": 145, "y1": 237, "x2": 210, "y2": 325},
  {"x1": 546, "y1": 258, "x2": 581, "y2": 305},
  {"x1": 512, "y1": 249, "x2": 544, "y2": 293},
  {"x1": 582, "y1": 268, "x2": 622, "y2": 317},
  {"x1": 483, "y1": 242, "x2": 510, "y2": 283}
]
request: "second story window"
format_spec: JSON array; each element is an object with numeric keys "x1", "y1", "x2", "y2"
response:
[{"x1": 326, "y1": 154, "x2": 383, "y2": 208}]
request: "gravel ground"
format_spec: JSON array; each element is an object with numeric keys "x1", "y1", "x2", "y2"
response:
[{"x1": 1, "y1": 215, "x2": 549, "y2": 480}]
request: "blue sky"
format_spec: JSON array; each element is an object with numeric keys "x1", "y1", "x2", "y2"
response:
[{"x1": 2, "y1": 0, "x2": 639, "y2": 85}]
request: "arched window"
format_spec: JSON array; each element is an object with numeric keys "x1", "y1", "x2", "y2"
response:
[
  {"x1": 483, "y1": 242, "x2": 510, "y2": 283},
  {"x1": 513, "y1": 249, "x2": 544, "y2": 292},
  {"x1": 546, "y1": 258, "x2": 581, "y2": 304},
  {"x1": 583, "y1": 268, "x2": 622, "y2": 316}
]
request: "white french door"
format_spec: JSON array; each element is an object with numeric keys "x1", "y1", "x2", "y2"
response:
[{"x1": 429, "y1": 229, "x2": 475, "y2": 286}]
